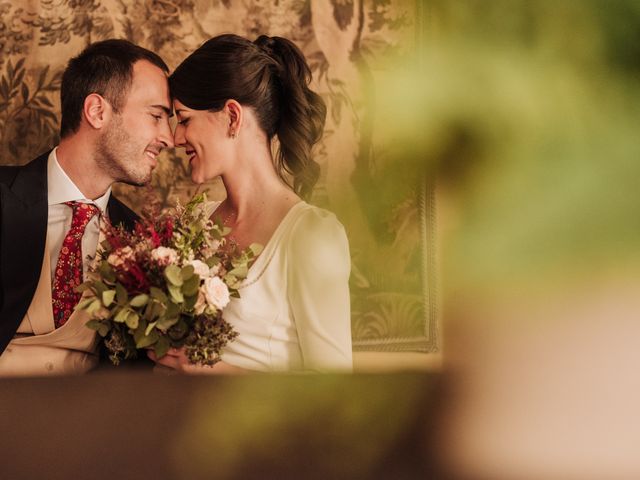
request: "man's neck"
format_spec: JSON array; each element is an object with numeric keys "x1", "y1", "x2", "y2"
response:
[{"x1": 56, "y1": 136, "x2": 113, "y2": 200}]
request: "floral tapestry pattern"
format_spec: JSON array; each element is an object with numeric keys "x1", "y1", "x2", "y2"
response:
[{"x1": 0, "y1": 0, "x2": 435, "y2": 352}]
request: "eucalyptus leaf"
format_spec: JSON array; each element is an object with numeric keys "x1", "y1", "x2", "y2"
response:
[
  {"x1": 156, "y1": 315, "x2": 179, "y2": 331},
  {"x1": 135, "y1": 329, "x2": 159, "y2": 349},
  {"x1": 98, "y1": 261, "x2": 116, "y2": 283},
  {"x1": 249, "y1": 243, "x2": 264, "y2": 256},
  {"x1": 75, "y1": 297, "x2": 94, "y2": 311},
  {"x1": 228, "y1": 265, "x2": 248, "y2": 278},
  {"x1": 125, "y1": 311, "x2": 140, "y2": 329},
  {"x1": 115, "y1": 283, "x2": 128, "y2": 304},
  {"x1": 86, "y1": 298, "x2": 102, "y2": 314},
  {"x1": 114, "y1": 308, "x2": 129, "y2": 323},
  {"x1": 86, "y1": 319, "x2": 110, "y2": 337},
  {"x1": 74, "y1": 281, "x2": 93, "y2": 294},
  {"x1": 165, "y1": 264, "x2": 183, "y2": 286},
  {"x1": 183, "y1": 294, "x2": 197, "y2": 310},
  {"x1": 150, "y1": 287, "x2": 168, "y2": 303},
  {"x1": 145, "y1": 321, "x2": 158, "y2": 336},
  {"x1": 130, "y1": 294, "x2": 149, "y2": 308},
  {"x1": 154, "y1": 336, "x2": 170, "y2": 358},
  {"x1": 102, "y1": 290, "x2": 116, "y2": 307},
  {"x1": 182, "y1": 275, "x2": 200, "y2": 296},
  {"x1": 181, "y1": 264, "x2": 195, "y2": 280},
  {"x1": 168, "y1": 284, "x2": 184, "y2": 303}
]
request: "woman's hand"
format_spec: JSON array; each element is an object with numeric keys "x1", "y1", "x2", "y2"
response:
[{"x1": 147, "y1": 347, "x2": 249, "y2": 375}]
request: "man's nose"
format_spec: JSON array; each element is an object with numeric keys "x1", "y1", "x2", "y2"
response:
[{"x1": 158, "y1": 118, "x2": 174, "y2": 148}]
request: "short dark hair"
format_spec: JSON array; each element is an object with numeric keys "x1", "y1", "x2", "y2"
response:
[
  {"x1": 60, "y1": 39, "x2": 169, "y2": 138},
  {"x1": 169, "y1": 34, "x2": 326, "y2": 200}
]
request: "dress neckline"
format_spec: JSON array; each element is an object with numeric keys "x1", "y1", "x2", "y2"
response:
[{"x1": 211, "y1": 200, "x2": 308, "y2": 288}]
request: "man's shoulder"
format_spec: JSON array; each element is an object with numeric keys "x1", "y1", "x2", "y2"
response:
[
  {"x1": 0, "y1": 165, "x2": 20, "y2": 186},
  {"x1": 0, "y1": 152, "x2": 50, "y2": 187}
]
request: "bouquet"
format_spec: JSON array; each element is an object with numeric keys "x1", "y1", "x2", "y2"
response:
[{"x1": 75, "y1": 194, "x2": 261, "y2": 366}]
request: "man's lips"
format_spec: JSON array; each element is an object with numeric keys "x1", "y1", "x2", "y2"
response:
[{"x1": 145, "y1": 149, "x2": 160, "y2": 167}]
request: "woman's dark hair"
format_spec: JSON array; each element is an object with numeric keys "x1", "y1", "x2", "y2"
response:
[
  {"x1": 169, "y1": 34, "x2": 327, "y2": 199},
  {"x1": 60, "y1": 39, "x2": 169, "y2": 138}
]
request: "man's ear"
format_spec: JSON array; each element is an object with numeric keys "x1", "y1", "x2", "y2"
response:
[
  {"x1": 83, "y1": 93, "x2": 112, "y2": 129},
  {"x1": 224, "y1": 99, "x2": 243, "y2": 139}
]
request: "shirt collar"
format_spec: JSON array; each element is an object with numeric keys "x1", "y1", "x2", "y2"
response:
[{"x1": 47, "y1": 147, "x2": 111, "y2": 214}]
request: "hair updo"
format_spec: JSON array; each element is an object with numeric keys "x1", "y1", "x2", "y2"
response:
[{"x1": 169, "y1": 34, "x2": 327, "y2": 199}]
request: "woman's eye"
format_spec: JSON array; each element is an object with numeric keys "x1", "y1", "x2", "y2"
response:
[{"x1": 178, "y1": 119, "x2": 189, "y2": 126}]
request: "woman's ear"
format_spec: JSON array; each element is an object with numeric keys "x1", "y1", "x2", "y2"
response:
[
  {"x1": 83, "y1": 93, "x2": 112, "y2": 130},
  {"x1": 224, "y1": 99, "x2": 243, "y2": 139}
]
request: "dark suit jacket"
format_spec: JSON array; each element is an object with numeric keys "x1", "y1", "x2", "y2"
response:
[{"x1": 0, "y1": 151, "x2": 138, "y2": 355}]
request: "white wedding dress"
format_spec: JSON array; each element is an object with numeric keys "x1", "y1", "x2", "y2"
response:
[{"x1": 214, "y1": 201, "x2": 353, "y2": 372}]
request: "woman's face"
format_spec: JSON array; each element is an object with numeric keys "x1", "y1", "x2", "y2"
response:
[{"x1": 173, "y1": 99, "x2": 231, "y2": 184}]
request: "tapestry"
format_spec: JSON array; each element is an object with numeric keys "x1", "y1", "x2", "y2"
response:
[{"x1": 0, "y1": 0, "x2": 436, "y2": 352}]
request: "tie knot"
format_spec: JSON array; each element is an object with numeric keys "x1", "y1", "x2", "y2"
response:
[{"x1": 65, "y1": 201, "x2": 100, "y2": 229}]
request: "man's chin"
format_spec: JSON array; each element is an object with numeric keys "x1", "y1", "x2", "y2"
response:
[{"x1": 118, "y1": 173, "x2": 152, "y2": 187}]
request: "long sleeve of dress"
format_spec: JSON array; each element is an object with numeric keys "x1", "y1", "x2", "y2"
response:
[{"x1": 287, "y1": 207, "x2": 353, "y2": 371}]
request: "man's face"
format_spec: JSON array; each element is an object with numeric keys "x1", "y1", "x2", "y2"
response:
[{"x1": 96, "y1": 60, "x2": 173, "y2": 186}]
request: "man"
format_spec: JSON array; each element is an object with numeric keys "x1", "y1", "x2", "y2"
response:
[{"x1": 0, "y1": 39, "x2": 174, "y2": 375}]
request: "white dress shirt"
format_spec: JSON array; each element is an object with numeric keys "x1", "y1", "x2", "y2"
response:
[{"x1": 47, "y1": 147, "x2": 111, "y2": 282}]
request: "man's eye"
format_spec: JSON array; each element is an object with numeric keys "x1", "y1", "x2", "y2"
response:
[{"x1": 151, "y1": 114, "x2": 162, "y2": 121}]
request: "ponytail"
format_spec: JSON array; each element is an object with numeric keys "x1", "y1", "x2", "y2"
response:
[{"x1": 255, "y1": 35, "x2": 326, "y2": 199}]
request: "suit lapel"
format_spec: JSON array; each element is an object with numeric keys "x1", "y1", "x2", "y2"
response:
[{"x1": 0, "y1": 152, "x2": 49, "y2": 353}]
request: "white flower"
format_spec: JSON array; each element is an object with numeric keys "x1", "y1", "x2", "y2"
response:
[
  {"x1": 151, "y1": 246, "x2": 178, "y2": 266},
  {"x1": 189, "y1": 260, "x2": 210, "y2": 279},
  {"x1": 107, "y1": 246, "x2": 135, "y2": 268},
  {"x1": 202, "y1": 277, "x2": 230, "y2": 310},
  {"x1": 201, "y1": 239, "x2": 221, "y2": 258},
  {"x1": 193, "y1": 290, "x2": 207, "y2": 315}
]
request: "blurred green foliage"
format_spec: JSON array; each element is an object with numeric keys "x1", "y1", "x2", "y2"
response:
[{"x1": 376, "y1": 0, "x2": 640, "y2": 294}]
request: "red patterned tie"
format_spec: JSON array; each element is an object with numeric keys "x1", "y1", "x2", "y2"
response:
[{"x1": 52, "y1": 201, "x2": 100, "y2": 328}]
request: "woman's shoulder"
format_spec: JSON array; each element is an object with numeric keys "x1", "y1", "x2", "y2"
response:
[
  {"x1": 285, "y1": 202, "x2": 350, "y2": 271},
  {"x1": 287, "y1": 202, "x2": 346, "y2": 240}
]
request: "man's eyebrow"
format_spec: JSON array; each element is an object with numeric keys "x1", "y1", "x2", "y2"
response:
[{"x1": 150, "y1": 104, "x2": 173, "y2": 117}]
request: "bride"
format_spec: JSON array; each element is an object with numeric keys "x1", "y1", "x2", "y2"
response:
[{"x1": 147, "y1": 34, "x2": 352, "y2": 373}]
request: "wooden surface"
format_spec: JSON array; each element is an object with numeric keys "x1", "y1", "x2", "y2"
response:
[{"x1": 0, "y1": 371, "x2": 437, "y2": 479}]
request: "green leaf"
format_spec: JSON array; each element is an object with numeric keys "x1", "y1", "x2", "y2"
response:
[
  {"x1": 249, "y1": 243, "x2": 264, "y2": 256},
  {"x1": 150, "y1": 286, "x2": 168, "y2": 303},
  {"x1": 86, "y1": 298, "x2": 102, "y2": 314},
  {"x1": 168, "y1": 284, "x2": 184, "y2": 303},
  {"x1": 183, "y1": 294, "x2": 197, "y2": 310},
  {"x1": 74, "y1": 281, "x2": 93, "y2": 294},
  {"x1": 153, "y1": 336, "x2": 170, "y2": 358},
  {"x1": 114, "y1": 308, "x2": 129, "y2": 323},
  {"x1": 145, "y1": 321, "x2": 157, "y2": 336},
  {"x1": 164, "y1": 264, "x2": 183, "y2": 286},
  {"x1": 125, "y1": 311, "x2": 139, "y2": 329},
  {"x1": 98, "y1": 261, "x2": 116, "y2": 283},
  {"x1": 135, "y1": 329, "x2": 159, "y2": 349},
  {"x1": 156, "y1": 315, "x2": 179, "y2": 331},
  {"x1": 228, "y1": 265, "x2": 248, "y2": 278},
  {"x1": 75, "y1": 297, "x2": 95, "y2": 311},
  {"x1": 181, "y1": 275, "x2": 200, "y2": 296},
  {"x1": 181, "y1": 264, "x2": 195, "y2": 280},
  {"x1": 94, "y1": 280, "x2": 109, "y2": 296},
  {"x1": 102, "y1": 290, "x2": 116, "y2": 307},
  {"x1": 130, "y1": 294, "x2": 149, "y2": 308},
  {"x1": 115, "y1": 283, "x2": 128, "y2": 304},
  {"x1": 86, "y1": 319, "x2": 110, "y2": 337}
]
